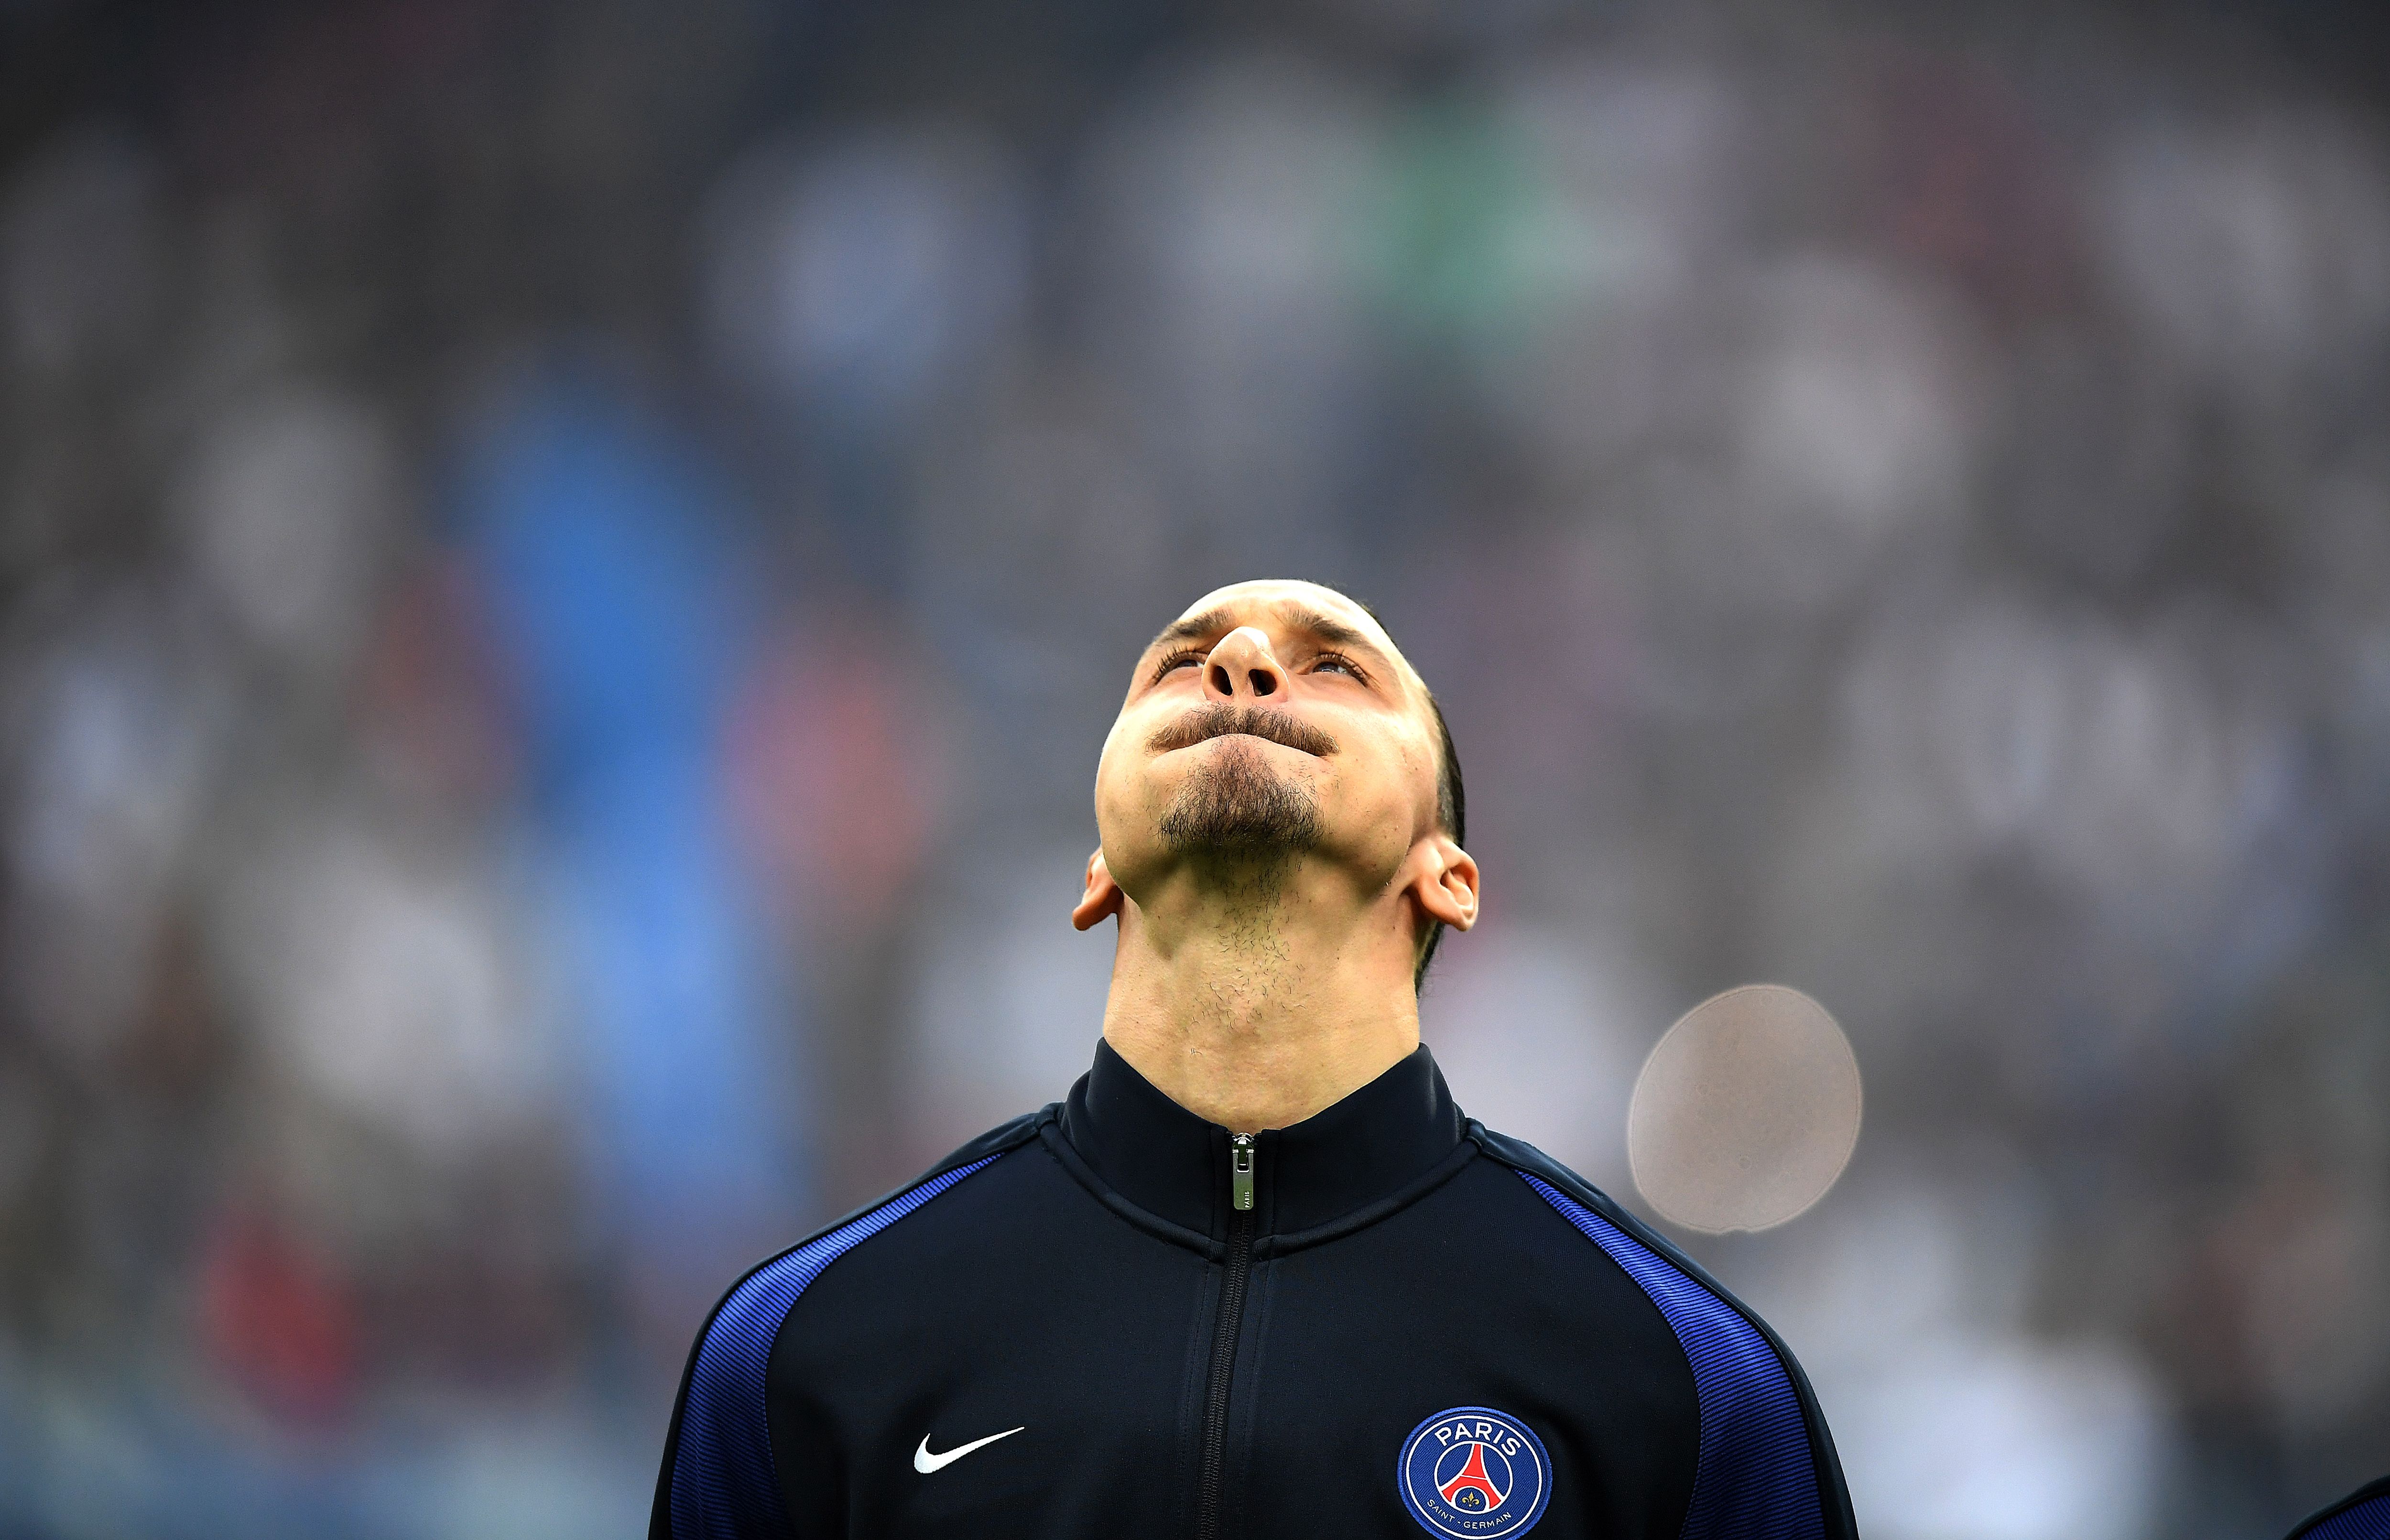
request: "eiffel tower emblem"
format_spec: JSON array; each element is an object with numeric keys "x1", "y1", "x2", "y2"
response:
[{"x1": 1438, "y1": 1440, "x2": 1508, "y2": 1511}]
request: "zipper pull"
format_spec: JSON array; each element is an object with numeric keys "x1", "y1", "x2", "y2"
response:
[{"x1": 1229, "y1": 1134, "x2": 1256, "y2": 1213}]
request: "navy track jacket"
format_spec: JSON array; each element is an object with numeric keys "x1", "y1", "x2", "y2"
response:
[{"x1": 652, "y1": 1040, "x2": 1858, "y2": 1540}]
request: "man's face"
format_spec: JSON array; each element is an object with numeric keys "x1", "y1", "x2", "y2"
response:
[{"x1": 1092, "y1": 580, "x2": 1444, "y2": 904}]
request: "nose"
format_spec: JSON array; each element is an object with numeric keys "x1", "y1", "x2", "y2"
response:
[{"x1": 1202, "y1": 627, "x2": 1288, "y2": 705}]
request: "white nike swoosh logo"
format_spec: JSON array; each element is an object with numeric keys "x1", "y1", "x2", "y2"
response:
[{"x1": 913, "y1": 1426, "x2": 1025, "y2": 1474}]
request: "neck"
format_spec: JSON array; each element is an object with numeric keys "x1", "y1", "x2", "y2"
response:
[{"x1": 1099, "y1": 857, "x2": 1420, "y2": 1131}]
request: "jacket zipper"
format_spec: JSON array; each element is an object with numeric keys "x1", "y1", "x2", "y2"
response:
[{"x1": 1196, "y1": 1134, "x2": 1258, "y2": 1540}]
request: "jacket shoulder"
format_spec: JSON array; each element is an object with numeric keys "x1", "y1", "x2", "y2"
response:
[
  {"x1": 1468, "y1": 1126, "x2": 1732, "y2": 1306},
  {"x1": 647, "y1": 1108, "x2": 1052, "y2": 1540},
  {"x1": 1469, "y1": 1123, "x2": 1859, "y2": 1540},
  {"x1": 2283, "y1": 1475, "x2": 2390, "y2": 1540}
]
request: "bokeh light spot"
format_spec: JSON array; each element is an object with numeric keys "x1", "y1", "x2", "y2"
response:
[{"x1": 1628, "y1": 984, "x2": 1862, "y2": 1233}]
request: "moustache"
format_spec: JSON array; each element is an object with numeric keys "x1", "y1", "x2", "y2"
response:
[{"x1": 1146, "y1": 703, "x2": 1338, "y2": 758}]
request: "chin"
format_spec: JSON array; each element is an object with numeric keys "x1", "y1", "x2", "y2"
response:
[{"x1": 1155, "y1": 742, "x2": 1323, "y2": 855}]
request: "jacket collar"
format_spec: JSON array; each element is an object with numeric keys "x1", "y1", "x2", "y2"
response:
[{"x1": 1059, "y1": 1037, "x2": 1467, "y2": 1244}]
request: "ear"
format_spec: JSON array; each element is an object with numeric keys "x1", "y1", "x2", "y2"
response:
[
  {"x1": 1072, "y1": 848, "x2": 1125, "y2": 931},
  {"x1": 1406, "y1": 833, "x2": 1479, "y2": 934}
]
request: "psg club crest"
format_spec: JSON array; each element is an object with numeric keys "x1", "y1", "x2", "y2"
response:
[{"x1": 1396, "y1": 1406, "x2": 1553, "y2": 1539}]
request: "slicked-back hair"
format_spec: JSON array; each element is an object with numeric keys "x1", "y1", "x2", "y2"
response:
[
  {"x1": 1415, "y1": 689, "x2": 1465, "y2": 990},
  {"x1": 1346, "y1": 597, "x2": 1467, "y2": 992}
]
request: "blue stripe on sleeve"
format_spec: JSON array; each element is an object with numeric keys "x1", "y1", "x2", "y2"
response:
[
  {"x1": 668, "y1": 1155, "x2": 1006, "y2": 1540},
  {"x1": 1519, "y1": 1172, "x2": 1822, "y2": 1540},
  {"x1": 2302, "y1": 1494, "x2": 2390, "y2": 1540}
]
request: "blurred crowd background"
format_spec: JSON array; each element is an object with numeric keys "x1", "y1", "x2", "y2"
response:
[{"x1": 3, "y1": 0, "x2": 2388, "y2": 1535}]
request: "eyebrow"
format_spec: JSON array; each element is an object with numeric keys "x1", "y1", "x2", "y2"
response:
[
  {"x1": 1148, "y1": 608, "x2": 1233, "y2": 653},
  {"x1": 1282, "y1": 605, "x2": 1375, "y2": 654},
  {"x1": 1143, "y1": 603, "x2": 1393, "y2": 671}
]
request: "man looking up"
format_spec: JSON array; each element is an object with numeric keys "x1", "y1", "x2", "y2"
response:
[
  {"x1": 1067, "y1": 578, "x2": 1478, "y2": 1133},
  {"x1": 653, "y1": 580, "x2": 1857, "y2": 1540}
]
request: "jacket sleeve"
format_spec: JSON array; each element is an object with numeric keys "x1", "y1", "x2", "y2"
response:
[
  {"x1": 1754, "y1": 1316, "x2": 1860, "y2": 1540},
  {"x1": 1571, "y1": 1184, "x2": 1857, "y2": 1540},
  {"x1": 648, "y1": 1259, "x2": 805, "y2": 1540},
  {"x1": 1642, "y1": 1217, "x2": 1858, "y2": 1540}
]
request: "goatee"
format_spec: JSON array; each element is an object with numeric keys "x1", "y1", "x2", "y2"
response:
[{"x1": 1156, "y1": 736, "x2": 1323, "y2": 857}]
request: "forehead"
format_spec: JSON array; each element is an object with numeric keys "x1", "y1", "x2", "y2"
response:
[{"x1": 1159, "y1": 580, "x2": 1408, "y2": 663}]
